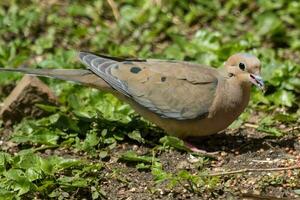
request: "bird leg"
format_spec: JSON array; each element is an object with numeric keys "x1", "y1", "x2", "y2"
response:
[{"x1": 184, "y1": 141, "x2": 219, "y2": 158}]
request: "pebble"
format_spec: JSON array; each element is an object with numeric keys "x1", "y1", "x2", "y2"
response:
[
  {"x1": 279, "y1": 124, "x2": 286, "y2": 129},
  {"x1": 187, "y1": 154, "x2": 200, "y2": 163},
  {"x1": 157, "y1": 189, "x2": 164, "y2": 195},
  {"x1": 176, "y1": 161, "x2": 190, "y2": 169},
  {"x1": 285, "y1": 147, "x2": 290, "y2": 152},
  {"x1": 253, "y1": 189, "x2": 261, "y2": 195},
  {"x1": 259, "y1": 148, "x2": 264, "y2": 153},
  {"x1": 118, "y1": 189, "x2": 125, "y2": 195},
  {"x1": 221, "y1": 151, "x2": 228, "y2": 157},
  {"x1": 62, "y1": 192, "x2": 70, "y2": 198},
  {"x1": 132, "y1": 145, "x2": 138, "y2": 151},
  {"x1": 129, "y1": 187, "x2": 136, "y2": 192}
]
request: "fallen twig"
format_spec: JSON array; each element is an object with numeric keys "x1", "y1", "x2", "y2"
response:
[
  {"x1": 241, "y1": 193, "x2": 294, "y2": 200},
  {"x1": 244, "y1": 123, "x2": 259, "y2": 129},
  {"x1": 252, "y1": 159, "x2": 280, "y2": 163},
  {"x1": 202, "y1": 165, "x2": 300, "y2": 177},
  {"x1": 285, "y1": 126, "x2": 300, "y2": 133},
  {"x1": 107, "y1": 0, "x2": 120, "y2": 21}
]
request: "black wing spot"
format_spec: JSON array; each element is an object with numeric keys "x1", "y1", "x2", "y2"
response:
[
  {"x1": 161, "y1": 77, "x2": 166, "y2": 82},
  {"x1": 130, "y1": 67, "x2": 142, "y2": 74}
]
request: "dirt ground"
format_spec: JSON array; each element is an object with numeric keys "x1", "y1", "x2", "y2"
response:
[
  {"x1": 1, "y1": 113, "x2": 300, "y2": 199},
  {"x1": 97, "y1": 127, "x2": 300, "y2": 200}
]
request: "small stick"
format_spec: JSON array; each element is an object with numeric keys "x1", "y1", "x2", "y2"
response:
[
  {"x1": 241, "y1": 193, "x2": 293, "y2": 200},
  {"x1": 285, "y1": 126, "x2": 300, "y2": 133},
  {"x1": 244, "y1": 123, "x2": 259, "y2": 128},
  {"x1": 202, "y1": 165, "x2": 300, "y2": 177},
  {"x1": 107, "y1": 0, "x2": 120, "y2": 21},
  {"x1": 252, "y1": 159, "x2": 280, "y2": 163}
]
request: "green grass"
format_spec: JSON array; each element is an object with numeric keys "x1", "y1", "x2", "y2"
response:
[{"x1": 0, "y1": 0, "x2": 299, "y2": 199}]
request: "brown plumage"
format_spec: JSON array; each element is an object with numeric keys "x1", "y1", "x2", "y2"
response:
[{"x1": 0, "y1": 52, "x2": 264, "y2": 140}]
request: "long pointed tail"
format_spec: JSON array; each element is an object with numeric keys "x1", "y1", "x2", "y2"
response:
[{"x1": 0, "y1": 68, "x2": 111, "y2": 90}]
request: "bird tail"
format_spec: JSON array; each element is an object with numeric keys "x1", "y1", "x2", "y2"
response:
[{"x1": 0, "y1": 68, "x2": 111, "y2": 90}]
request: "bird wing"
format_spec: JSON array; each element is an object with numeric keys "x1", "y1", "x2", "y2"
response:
[{"x1": 79, "y1": 52, "x2": 219, "y2": 120}]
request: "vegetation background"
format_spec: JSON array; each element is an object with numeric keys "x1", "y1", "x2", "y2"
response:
[{"x1": 0, "y1": 0, "x2": 299, "y2": 199}]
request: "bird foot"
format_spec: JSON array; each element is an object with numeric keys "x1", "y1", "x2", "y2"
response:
[{"x1": 184, "y1": 141, "x2": 219, "y2": 158}]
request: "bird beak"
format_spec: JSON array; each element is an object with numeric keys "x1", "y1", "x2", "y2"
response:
[{"x1": 250, "y1": 74, "x2": 265, "y2": 91}]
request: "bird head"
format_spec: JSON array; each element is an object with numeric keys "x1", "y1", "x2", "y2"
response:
[{"x1": 224, "y1": 53, "x2": 264, "y2": 91}]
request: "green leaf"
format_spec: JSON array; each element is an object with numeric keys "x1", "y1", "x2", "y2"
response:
[
  {"x1": 0, "y1": 189, "x2": 14, "y2": 200},
  {"x1": 40, "y1": 158, "x2": 55, "y2": 175},
  {"x1": 274, "y1": 113, "x2": 298, "y2": 123},
  {"x1": 119, "y1": 151, "x2": 156, "y2": 164},
  {"x1": 270, "y1": 90, "x2": 295, "y2": 107},
  {"x1": 11, "y1": 128, "x2": 61, "y2": 146},
  {"x1": 3, "y1": 169, "x2": 33, "y2": 196},
  {"x1": 136, "y1": 163, "x2": 151, "y2": 170},
  {"x1": 56, "y1": 158, "x2": 84, "y2": 170},
  {"x1": 0, "y1": 152, "x2": 12, "y2": 173},
  {"x1": 256, "y1": 12, "x2": 283, "y2": 35},
  {"x1": 58, "y1": 176, "x2": 88, "y2": 187},
  {"x1": 81, "y1": 131, "x2": 100, "y2": 153},
  {"x1": 159, "y1": 136, "x2": 189, "y2": 151},
  {"x1": 128, "y1": 130, "x2": 145, "y2": 143},
  {"x1": 13, "y1": 152, "x2": 40, "y2": 170},
  {"x1": 35, "y1": 104, "x2": 59, "y2": 113},
  {"x1": 151, "y1": 162, "x2": 172, "y2": 183},
  {"x1": 257, "y1": 126, "x2": 283, "y2": 137}
]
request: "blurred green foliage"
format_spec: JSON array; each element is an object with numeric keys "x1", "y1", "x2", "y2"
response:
[{"x1": 0, "y1": 0, "x2": 299, "y2": 198}]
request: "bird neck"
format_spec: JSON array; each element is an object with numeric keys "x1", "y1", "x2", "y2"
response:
[
  {"x1": 208, "y1": 76, "x2": 251, "y2": 120},
  {"x1": 222, "y1": 77, "x2": 251, "y2": 112}
]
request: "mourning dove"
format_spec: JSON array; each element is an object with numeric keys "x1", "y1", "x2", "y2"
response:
[{"x1": 0, "y1": 52, "x2": 264, "y2": 146}]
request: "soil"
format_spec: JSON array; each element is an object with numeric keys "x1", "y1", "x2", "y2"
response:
[
  {"x1": 1, "y1": 114, "x2": 299, "y2": 199},
  {"x1": 97, "y1": 128, "x2": 300, "y2": 200}
]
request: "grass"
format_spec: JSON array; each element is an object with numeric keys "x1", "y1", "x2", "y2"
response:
[{"x1": 0, "y1": 0, "x2": 299, "y2": 199}]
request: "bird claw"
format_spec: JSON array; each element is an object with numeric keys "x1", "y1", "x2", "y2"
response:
[{"x1": 184, "y1": 141, "x2": 219, "y2": 158}]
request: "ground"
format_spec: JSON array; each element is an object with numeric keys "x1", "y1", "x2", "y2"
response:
[
  {"x1": 0, "y1": 101, "x2": 299, "y2": 199},
  {"x1": 98, "y1": 129, "x2": 300, "y2": 199}
]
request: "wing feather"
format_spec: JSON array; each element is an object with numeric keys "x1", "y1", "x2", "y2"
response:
[{"x1": 79, "y1": 52, "x2": 219, "y2": 120}]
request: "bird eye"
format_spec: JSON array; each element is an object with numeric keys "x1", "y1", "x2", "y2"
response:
[{"x1": 239, "y1": 62, "x2": 246, "y2": 71}]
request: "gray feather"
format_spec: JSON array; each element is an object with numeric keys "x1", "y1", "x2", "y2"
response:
[
  {"x1": 0, "y1": 68, "x2": 91, "y2": 83},
  {"x1": 78, "y1": 52, "x2": 131, "y2": 96}
]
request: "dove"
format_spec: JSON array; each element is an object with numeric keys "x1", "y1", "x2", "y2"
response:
[{"x1": 0, "y1": 52, "x2": 264, "y2": 151}]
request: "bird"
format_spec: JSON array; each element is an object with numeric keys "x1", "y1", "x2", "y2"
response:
[{"x1": 0, "y1": 52, "x2": 264, "y2": 152}]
